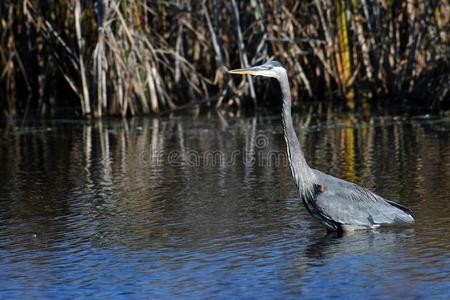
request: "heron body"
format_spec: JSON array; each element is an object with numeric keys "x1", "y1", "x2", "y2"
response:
[{"x1": 229, "y1": 61, "x2": 415, "y2": 233}]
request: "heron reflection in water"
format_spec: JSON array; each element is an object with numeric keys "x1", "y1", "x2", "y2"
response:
[{"x1": 229, "y1": 61, "x2": 414, "y2": 234}]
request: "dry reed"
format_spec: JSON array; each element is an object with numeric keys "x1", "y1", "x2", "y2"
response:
[{"x1": 1, "y1": 0, "x2": 449, "y2": 118}]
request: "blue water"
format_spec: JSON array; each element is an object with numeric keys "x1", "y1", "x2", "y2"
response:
[{"x1": 0, "y1": 115, "x2": 449, "y2": 299}]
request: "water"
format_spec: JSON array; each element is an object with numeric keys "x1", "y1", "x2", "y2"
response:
[{"x1": 0, "y1": 113, "x2": 449, "y2": 299}]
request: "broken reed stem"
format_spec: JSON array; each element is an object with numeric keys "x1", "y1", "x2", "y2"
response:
[{"x1": 231, "y1": 0, "x2": 256, "y2": 107}]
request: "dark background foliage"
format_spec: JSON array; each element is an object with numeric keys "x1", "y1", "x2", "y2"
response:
[{"x1": 1, "y1": 0, "x2": 449, "y2": 118}]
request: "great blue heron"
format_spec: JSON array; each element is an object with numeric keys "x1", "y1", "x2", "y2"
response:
[{"x1": 229, "y1": 61, "x2": 415, "y2": 233}]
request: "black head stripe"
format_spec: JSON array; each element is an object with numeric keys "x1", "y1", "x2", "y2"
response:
[{"x1": 269, "y1": 61, "x2": 283, "y2": 67}]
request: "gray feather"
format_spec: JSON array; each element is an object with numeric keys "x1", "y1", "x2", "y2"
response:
[{"x1": 312, "y1": 170, "x2": 415, "y2": 227}]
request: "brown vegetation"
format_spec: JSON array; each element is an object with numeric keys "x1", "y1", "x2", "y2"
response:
[{"x1": 1, "y1": 1, "x2": 449, "y2": 118}]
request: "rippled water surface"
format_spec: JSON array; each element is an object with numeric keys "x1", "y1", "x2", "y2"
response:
[{"x1": 0, "y1": 114, "x2": 449, "y2": 299}]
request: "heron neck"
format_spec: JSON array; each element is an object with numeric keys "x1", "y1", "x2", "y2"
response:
[{"x1": 279, "y1": 72, "x2": 315, "y2": 195}]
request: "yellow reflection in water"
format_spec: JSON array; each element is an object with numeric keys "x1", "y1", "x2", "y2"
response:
[{"x1": 343, "y1": 126, "x2": 356, "y2": 182}]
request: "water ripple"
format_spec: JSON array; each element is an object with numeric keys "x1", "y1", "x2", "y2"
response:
[{"x1": 0, "y1": 116, "x2": 449, "y2": 298}]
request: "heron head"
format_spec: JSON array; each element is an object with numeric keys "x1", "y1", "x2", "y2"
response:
[{"x1": 229, "y1": 61, "x2": 284, "y2": 79}]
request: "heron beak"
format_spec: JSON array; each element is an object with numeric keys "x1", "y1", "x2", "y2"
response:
[{"x1": 228, "y1": 66, "x2": 264, "y2": 76}]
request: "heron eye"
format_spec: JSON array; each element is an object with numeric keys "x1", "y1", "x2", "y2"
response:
[{"x1": 267, "y1": 66, "x2": 273, "y2": 70}]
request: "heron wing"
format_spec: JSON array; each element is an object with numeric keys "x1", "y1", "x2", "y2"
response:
[{"x1": 312, "y1": 170, "x2": 415, "y2": 227}]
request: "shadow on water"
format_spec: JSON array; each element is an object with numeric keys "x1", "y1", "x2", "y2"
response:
[
  {"x1": 0, "y1": 112, "x2": 449, "y2": 298},
  {"x1": 304, "y1": 229, "x2": 416, "y2": 260}
]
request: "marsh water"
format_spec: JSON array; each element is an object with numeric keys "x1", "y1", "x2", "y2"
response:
[{"x1": 0, "y1": 113, "x2": 449, "y2": 298}]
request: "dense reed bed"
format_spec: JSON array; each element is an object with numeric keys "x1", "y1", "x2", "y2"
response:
[{"x1": 1, "y1": 1, "x2": 449, "y2": 118}]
